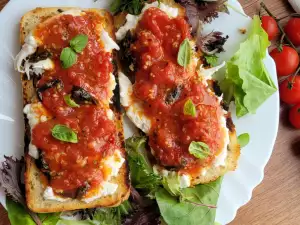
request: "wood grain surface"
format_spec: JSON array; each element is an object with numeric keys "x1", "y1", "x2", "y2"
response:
[{"x1": 0, "y1": 0, "x2": 300, "y2": 224}]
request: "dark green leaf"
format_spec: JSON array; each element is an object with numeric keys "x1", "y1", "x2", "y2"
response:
[
  {"x1": 238, "y1": 133, "x2": 250, "y2": 148},
  {"x1": 125, "y1": 136, "x2": 162, "y2": 195},
  {"x1": 70, "y1": 34, "x2": 88, "y2": 53},
  {"x1": 188, "y1": 141, "x2": 211, "y2": 159},
  {"x1": 110, "y1": 0, "x2": 122, "y2": 13},
  {"x1": 204, "y1": 54, "x2": 219, "y2": 67},
  {"x1": 110, "y1": 0, "x2": 145, "y2": 15},
  {"x1": 156, "y1": 177, "x2": 223, "y2": 225},
  {"x1": 183, "y1": 99, "x2": 196, "y2": 117},
  {"x1": 60, "y1": 47, "x2": 77, "y2": 69},
  {"x1": 6, "y1": 198, "x2": 35, "y2": 225},
  {"x1": 64, "y1": 94, "x2": 80, "y2": 108},
  {"x1": 177, "y1": 39, "x2": 192, "y2": 68},
  {"x1": 52, "y1": 125, "x2": 78, "y2": 143}
]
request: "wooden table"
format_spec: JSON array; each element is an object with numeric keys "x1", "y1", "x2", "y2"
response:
[{"x1": 0, "y1": 0, "x2": 299, "y2": 224}]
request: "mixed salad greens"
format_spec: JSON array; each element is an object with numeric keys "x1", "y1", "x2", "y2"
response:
[{"x1": 0, "y1": 0, "x2": 277, "y2": 224}]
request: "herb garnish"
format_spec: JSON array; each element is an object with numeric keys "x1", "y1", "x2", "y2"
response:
[
  {"x1": 51, "y1": 125, "x2": 78, "y2": 143},
  {"x1": 177, "y1": 39, "x2": 192, "y2": 68},
  {"x1": 183, "y1": 99, "x2": 196, "y2": 117},
  {"x1": 189, "y1": 141, "x2": 211, "y2": 159},
  {"x1": 60, "y1": 34, "x2": 88, "y2": 69},
  {"x1": 64, "y1": 94, "x2": 80, "y2": 108},
  {"x1": 238, "y1": 133, "x2": 250, "y2": 148}
]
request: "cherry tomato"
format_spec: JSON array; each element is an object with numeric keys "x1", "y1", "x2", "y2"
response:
[
  {"x1": 285, "y1": 18, "x2": 300, "y2": 47},
  {"x1": 279, "y1": 76, "x2": 300, "y2": 104},
  {"x1": 289, "y1": 103, "x2": 300, "y2": 129},
  {"x1": 270, "y1": 46, "x2": 299, "y2": 77},
  {"x1": 261, "y1": 16, "x2": 279, "y2": 41}
]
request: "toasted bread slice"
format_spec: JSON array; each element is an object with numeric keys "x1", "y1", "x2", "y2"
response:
[
  {"x1": 20, "y1": 7, "x2": 130, "y2": 213},
  {"x1": 115, "y1": 1, "x2": 240, "y2": 186}
]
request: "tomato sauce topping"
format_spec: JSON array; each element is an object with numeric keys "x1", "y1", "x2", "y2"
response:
[
  {"x1": 31, "y1": 12, "x2": 119, "y2": 196},
  {"x1": 132, "y1": 8, "x2": 227, "y2": 173}
]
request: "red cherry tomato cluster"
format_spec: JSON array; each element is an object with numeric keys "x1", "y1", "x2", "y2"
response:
[{"x1": 261, "y1": 15, "x2": 300, "y2": 129}]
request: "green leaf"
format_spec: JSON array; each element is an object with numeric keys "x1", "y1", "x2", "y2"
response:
[
  {"x1": 38, "y1": 213, "x2": 61, "y2": 225},
  {"x1": 204, "y1": 54, "x2": 219, "y2": 67},
  {"x1": 92, "y1": 208, "x2": 121, "y2": 225},
  {"x1": 162, "y1": 172, "x2": 181, "y2": 197},
  {"x1": 215, "y1": 222, "x2": 222, "y2": 225},
  {"x1": 6, "y1": 198, "x2": 35, "y2": 225},
  {"x1": 220, "y1": 15, "x2": 277, "y2": 118},
  {"x1": 125, "y1": 136, "x2": 162, "y2": 195},
  {"x1": 177, "y1": 39, "x2": 192, "y2": 68},
  {"x1": 70, "y1": 34, "x2": 89, "y2": 53},
  {"x1": 60, "y1": 47, "x2": 77, "y2": 69},
  {"x1": 64, "y1": 94, "x2": 80, "y2": 108},
  {"x1": 183, "y1": 99, "x2": 196, "y2": 117},
  {"x1": 156, "y1": 177, "x2": 223, "y2": 225},
  {"x1": 110, "y1": 0, "x2": 122, "y2": 13},
  {"x1": 51, "y1": 124, "x2": 78, "y2": 143},
  {"x1": 238, "y1": 133, "x2": 250, "y2": 148},
  {"x1": 188, "y1": 141, "x2": 211, "y2": 159}
]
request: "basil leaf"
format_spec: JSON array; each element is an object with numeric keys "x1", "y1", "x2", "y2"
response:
[
  {"x1": 204, "y1": 54, "x2": 219, "y2": 67},
  {"x1": 6, "y1": 198, "x2": 35, "y2": 225},
  {"x1": 238, "y1": 133, "x2": 250, "y2": 148},
  {"x1": 183, "y1": 99, "x2": 196, "y2": 117},
  {"x1": 64, "y1": 94, "x2": 80, "y2": 108},
  {"x1": 52, "y1": 125, "x2": 78, "y2": 143},
  {"x1": 188, "y1": 141, "x2": 211, "y2": 159},
  {"x1": 60, "y1": 47, "x2": 77, "y2": 69},
  {"x1": 70, "y1": 34, "x2": 88, "y2": 53},
  {"x1": 156, "y1": 177, "x2": 223, "y2": 225},
  {"x1": 162, "y1": 172, "x2": 181, "y2": 197},
  {"x1": 177, "y1": 39, "x2": 192, "y2": 68}
]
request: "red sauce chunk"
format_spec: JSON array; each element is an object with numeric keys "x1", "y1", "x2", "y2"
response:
[
  {"x1": 131, "y1": 8, "x2": 227, "y2": 173},
  {"x1": 31, "y1": 12, "x2": 119, "y2": 196}
]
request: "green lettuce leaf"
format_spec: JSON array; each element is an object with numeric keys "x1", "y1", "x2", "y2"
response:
[
  {"x1": 156, "y1": 177, "x2": 223, "y2": 225},
  {"x1": 221, "y1": 15, "x2": 277, "y2": 117},
  {"x1": 162, "y1": 172, "x2": 181, "y2": 197},
  {"x1": 6, "y1": 198, "x2": 36, "y2": 225},
  {"x1": 125, "y1": 136, "x2": 162, "y2": 195}
]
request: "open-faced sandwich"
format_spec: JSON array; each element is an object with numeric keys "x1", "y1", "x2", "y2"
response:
[
  {"x1": 1, "y1": 0, "x2": 278, "y2": 224},
  {"x1": 14, "y1": 7, "x2": 130, "y2": 212},
  {"x1": 115, "y1": 0, "x2": 240, "y2": 188}
]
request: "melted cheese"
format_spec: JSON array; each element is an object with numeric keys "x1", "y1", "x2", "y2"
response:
[
  {"x1": 100, "y1": 30, "x2": 120, "y2": 52},
  {"x1": 116, "y1": 3, "x2": 179, "y2": 41},
  {"x1": 23, "y1": 103, "x2": 52, "y2": 160},
  {"x1": 14, "y1": 33, "x2": 38, "y2": 77},
  {"x1": 61, "y1": 9, "x2": 85, "y2": 16},
  {"x1": 43, "y1": 187, "x2": 69, "y2": 202},
  {"x1": 118, "y1": 72, "x2": 133, "y2": 107}
]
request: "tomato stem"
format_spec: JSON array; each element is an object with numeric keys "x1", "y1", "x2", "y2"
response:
[
  {"x1": 277, "y1": 13, "x2": 300, "y2": 21},
  {"x1": 260, "y1": 2, "x2": 297, "y2": 50}
]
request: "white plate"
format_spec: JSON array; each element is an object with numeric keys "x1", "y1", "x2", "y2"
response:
[{"x1": 0, "y1": 0, "x2": 279, "y2": 224}]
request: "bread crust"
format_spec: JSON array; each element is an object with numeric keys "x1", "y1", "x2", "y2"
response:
[{"x1": 21, "y1": 7, "x2": 130, "y2": 213}]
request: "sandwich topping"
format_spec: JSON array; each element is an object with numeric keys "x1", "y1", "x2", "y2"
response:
[
  {"x1": 118, "y1": 6, "x2": 230, "y2": 181},
  {"x1": 20, "y1": 10, "x2": 124, "y2": 201}
]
